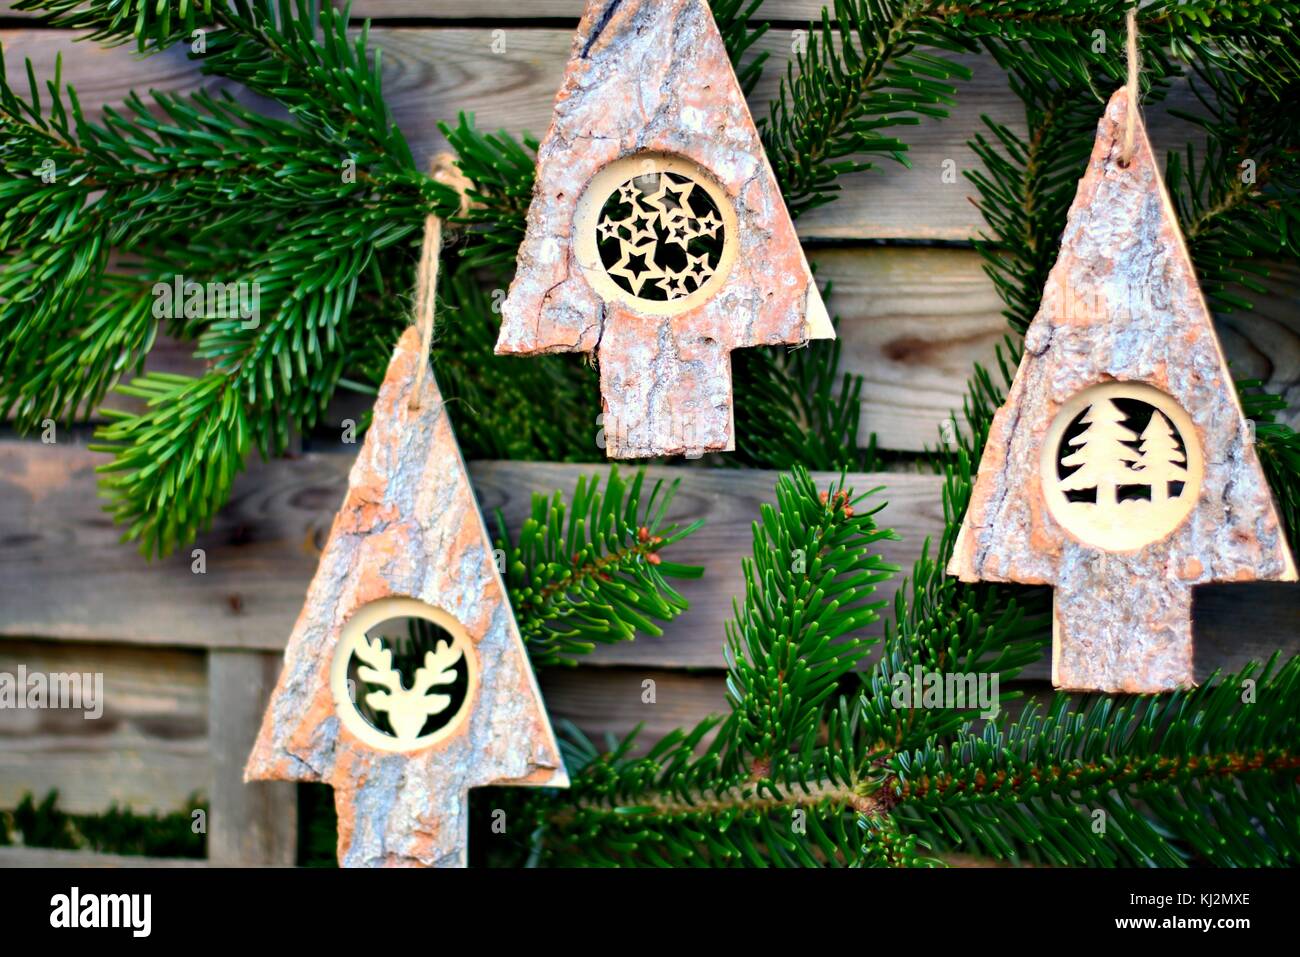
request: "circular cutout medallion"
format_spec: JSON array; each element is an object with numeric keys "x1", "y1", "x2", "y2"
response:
[
  {"x1": 573, "y1": 154, "x2": 738, "y2": 314},
  {"x1": 330, "y1": 597, "x2": 477, "y2": 753},
  {"x1": 1040, "y1": 382, "x2": 1202, "y2": 551}
]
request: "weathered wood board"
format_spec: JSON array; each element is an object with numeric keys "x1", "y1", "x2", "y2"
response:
[
  {"x1": 1, "y1": 443, "x2": 1293, "y2": 678},
  {"x1": 3, "y1": 247, "x2": 1298, "y2": 450},
  {"x1": 0, "y1": 29, "x2": 1211, "y2": 241},
  {"x1": 538, "y1": 667, "x2": 730, "y2": 748},
  {"x1": 0, "y1": 640, "x2": 207, "y2": 814},
  {"x1": 208, "y1": 651, "x2": 296, "y2": 866},
  {"x1": 3, "y1": 32, "x2": 1295, "y2": 451},
  {"x1": 0, "y1": 846, "x2": 208, "y2": 867}
]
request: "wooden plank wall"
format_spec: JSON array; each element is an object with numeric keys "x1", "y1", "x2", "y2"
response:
[{"x1": 1, "y1": 1, "x2": 1297, "y2": 864}]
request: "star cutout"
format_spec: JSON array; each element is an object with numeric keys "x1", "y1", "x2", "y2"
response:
[
  {"x1": 693, "y1": 211, "x2": 722, "y2": 239},
  {"x1": 682, "y1": 251, "x2": 715, "y2": 288},
  {"x1": 644, "y1": 177, "x2": 695, "y2": 226},
  {"x1": 653, "y1": 267, "x2": 682, "y2": 298},
  {"x1": 617, "y1": 181, "x2": 640, "y2": 206},
  {"x1": 624, "y1": 209, "x2": 659, "y2": 244},
  {"x1": 597, "y1": 216, "x2": 628, "y2": 242},
  {"x1": 653, "y1": 266, "x2": 695, "y2": 300},
  {"x1": 608, "y1": 239, "x2": 665, "y2": 297},
  {"x1": 664, "y1": 218, "x2": 694, "y2": 251}
]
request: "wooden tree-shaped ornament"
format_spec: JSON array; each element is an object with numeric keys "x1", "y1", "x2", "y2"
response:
[
  {"x1": 949, "y1": 88, "x2": 1296, "y2": 693},
  {"x1": 497, "y1": 0, "x2": 833, "y2": 459},
  {"x1": 245, "y1": 327, "x2": 567, "y2": 866}
]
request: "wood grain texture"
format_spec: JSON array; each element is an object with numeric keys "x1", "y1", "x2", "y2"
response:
[
  {"x1": 1, "y1": 445, "x2": 1294, "y2": 679},
  {"x1": 819, "y1": 246, "x2": 1008, "y2": 449},
  {"x1": 824, "y1": 246, "x2": 1299, "y2": 447},
  {"x1": 208, "y1": 650, "x2": 296, "y2": 865},
  {"x1": 0, "y1": 640, "x2": 207, "y2": 814},
  {"x1": 542, "y1": 673, "x2": 1079, "y2": 750},
  {"x1": 0, "y1": 29, "x2": 1209, "y2": 241},
  {"x1": 539, "y1": 667, "x2": 729, "y2": 750}
]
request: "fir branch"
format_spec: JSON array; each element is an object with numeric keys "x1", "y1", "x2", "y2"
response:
[
  {"x1": 730, "y1": 313, "x2": 878, "y2": 472},
  {"x1": 1166, "y1": 63, "x2": 1300, "y2": 313},
  {"x1": 16, "y1": 0, "x2": 412, "y2": 158},
  {"x1": 533, "y1": 470, "x2": 905, "y2": 866},
  {"x1": 763, "y1": 1, "x2": 1297, "y2": 220},
  {"x1": 497, "y1": 466, "x2": 704, "y2": 668},
  {"x1": 0, "y1": 9, "x2": 457, "y2": 556},
  {"x1": 764, "y1": 1, "x2": 977, "y2": 217},
  {"x1": 438, "y1": 115, "x2": 539, "y2": 270},
  {"x1": 709, "y1": 0, "x2": 771, "y2": 97},
  {"x1": 723, "y1": 468, "x2": 898, "y2": 774},
  {"x1": 895, "y1": 657, "x2": 1300, "y2": 866},
  {"x1": 965, "y1": 74, "x2": 1100, "y2": 336},
  {"x1": 431, "y1": 264, "x2": 601, "y2": 463},
  {"x1": 1240, "y1": 380, "x2": 1300, "y2": 551},
  {"x1": 89, "y1": 371, "x2": 252, "y2": 554}
]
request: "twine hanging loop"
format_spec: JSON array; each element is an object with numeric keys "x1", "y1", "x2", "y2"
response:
[
  {"x1": 1121, "y1": 6, "x2": 1140, "y2": 166},
  {"x1": 409, "y1": 153, "x2": 474, "y2": 411}
]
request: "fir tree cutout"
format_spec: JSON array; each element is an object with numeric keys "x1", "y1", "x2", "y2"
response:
[
  {"x1": 1058, "y1": 397, "x2": 1140, "y2": 507},
  {"x1": 1134, "y1": 410, "x2": 1188, "y2": 503}
]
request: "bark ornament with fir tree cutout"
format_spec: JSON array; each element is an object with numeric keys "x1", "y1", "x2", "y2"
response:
[{"x1": 948, "y1": 88, "x2": 1296, "y2": 693}]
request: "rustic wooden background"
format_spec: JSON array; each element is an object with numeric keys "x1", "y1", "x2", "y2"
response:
[{"x1": 2, "y1": 1, "x2": 1297, "y2": 866}]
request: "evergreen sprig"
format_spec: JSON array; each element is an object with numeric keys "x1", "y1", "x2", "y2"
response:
[
  {"x1": 895, "y1": 658, "x2": 1300, "y2": 866},
  {"x1": 1167, "y1": 62, "x2": 1300, "y2": 313},
  {"x1": 0, "y1": 2, "x2": 455, "y2": 555},
  {"x1": 965, "y1": 74, "x2": 1104, "y2": 336},
  {"x1": 438, "y1": 114, "x2": 540, "y2": 270},
  {"x1": 425, "y1": 264, "x2": 600, "y2": 463},
  {"x1": 497, "y1": 466, "x2": 704, "y2": 668},
  {"x1": 763, "y1": 1, "x2": 976, "y2": 217},
  {"x1": 724, "y1": 469, "x2": 898, "y2": 771},
  {"x1": 1240, "y1": 381, "x2": 1300, "y2": 551},
  {"x1": 533, "y1": 464, "x2": 1299, "y2": 868},
  {"x1": 1, "y1": 790, "x2": 206, "y2": 859},
  {"x1": 710, "y1": 0, "x2": 771, "y2": 97},
  {"x1": 730, "y1": 312, "x2": 878, "y2": 471},
  {"x1": 536, "y1": 468, "x2": 904, "y2": 867}
]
